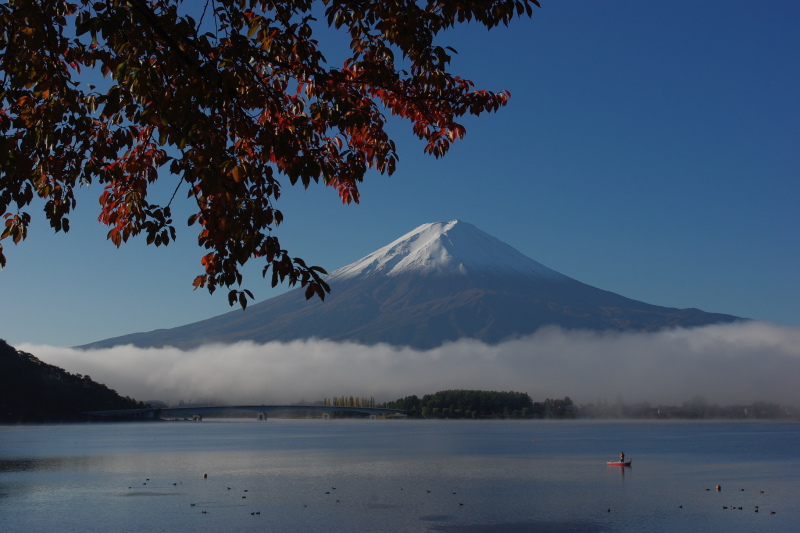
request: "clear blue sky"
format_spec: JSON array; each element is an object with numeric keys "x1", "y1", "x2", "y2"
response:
[{"x1": 2, "y1": 1, "x2": 798, "y2": 347}]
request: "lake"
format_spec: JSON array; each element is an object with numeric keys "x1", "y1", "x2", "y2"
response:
[{"x1": 1, "y1": 419, "x2": 798, "y2": 532}]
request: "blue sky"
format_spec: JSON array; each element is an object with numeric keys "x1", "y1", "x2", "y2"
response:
[{"x1": 2, "y1": 0, "x2": 798, "y2": 347}]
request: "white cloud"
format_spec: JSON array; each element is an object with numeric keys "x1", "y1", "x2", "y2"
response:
[{"x1": 19, "y1": 321, "x2": 800, "y2": 407}]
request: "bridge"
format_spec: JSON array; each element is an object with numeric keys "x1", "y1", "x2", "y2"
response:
[{"x1": 84, "y1": 405, "x2": 407, "y2": 421}]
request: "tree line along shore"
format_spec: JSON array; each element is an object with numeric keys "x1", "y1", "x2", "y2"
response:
[
  {"x1": 378, "y1": 391, "x2": 794, "y2": 420},
  {"x1": 1, "y1": 340, "x2": 794, "y2": 422},
  {"x1": 0, "y1": 340, "x2": 144, "y2": 423}
]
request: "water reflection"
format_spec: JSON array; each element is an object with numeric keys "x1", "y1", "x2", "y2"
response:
[
  {"x1": 1, "y1": 421, "x2": 798, "y2": 533},
  {"x1": 432, "y1": 520, "x2": 606, "y2": 532},
  {"x1": 0, "y1": 457, "x2": 73, "y2": 473}
]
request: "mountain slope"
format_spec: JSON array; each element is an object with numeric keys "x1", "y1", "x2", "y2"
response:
[{"x1": 80, "y1": 221, "x2": 742, "y2": 350}]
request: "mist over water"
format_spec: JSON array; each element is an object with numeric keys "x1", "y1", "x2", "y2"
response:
[{"x1": 20, "y1": 321, "x2": 800, "y2": 407}]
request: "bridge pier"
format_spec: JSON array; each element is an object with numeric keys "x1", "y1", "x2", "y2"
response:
[{"x1": 257, "y1": 412, "x2": 267, "y2": 421}]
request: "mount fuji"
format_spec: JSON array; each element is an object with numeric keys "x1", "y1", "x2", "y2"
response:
[{"x1": 80, "y1": 220, "x2": 742, "y2": 350}]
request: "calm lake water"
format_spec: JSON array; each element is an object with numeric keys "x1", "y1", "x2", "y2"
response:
[{"x1": 1, "y1": 419, "x2": 798, "y2": 532}]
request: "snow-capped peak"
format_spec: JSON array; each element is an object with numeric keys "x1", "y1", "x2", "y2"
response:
[{"x1": 330, "y1": 220, "x2": 568, "y2": 281}]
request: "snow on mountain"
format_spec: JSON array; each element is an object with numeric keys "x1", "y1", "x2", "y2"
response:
[
  {"x1": 78, "y1": 220, "x2": 743, "y2": 350},
  {"x1": 332, "y1": 220, "x2": 568, "y2": 281}
]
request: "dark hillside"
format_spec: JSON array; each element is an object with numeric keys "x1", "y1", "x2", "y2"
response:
[{"x1": 0, "y1": 339, "x2": 143, "y2": 422}]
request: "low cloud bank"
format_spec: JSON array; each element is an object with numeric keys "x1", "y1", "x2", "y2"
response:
[{"x1": 20, "y1": 321, "x2": 800, "y2": 407}]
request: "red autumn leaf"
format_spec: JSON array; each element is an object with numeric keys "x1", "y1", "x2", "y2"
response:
[{"x1": 0, "y1": 0, "x2": 539, "y2": 308}]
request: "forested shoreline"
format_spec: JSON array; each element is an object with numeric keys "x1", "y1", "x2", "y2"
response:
[
  {"x1": 379, "y1": 390, "x2": 795, "y2": 420},
  {"x1": 1, "y1": 337, "x2": 794, "y2": 423},
  {"x1": 0, "y1": 340, "x2": 145, "y2": 422},
  {"x1": 380, "y1": 390, "x2": 574, "y2": 419}
]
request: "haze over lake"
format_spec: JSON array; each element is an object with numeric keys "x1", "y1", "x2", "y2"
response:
[{"x1": 23, "y1": 320, "x2": 800, "y2": 408}]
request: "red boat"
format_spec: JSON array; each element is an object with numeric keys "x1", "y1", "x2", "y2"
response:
[{"x1": 606, "y1": 460, "x2": 632, "y2": 466}]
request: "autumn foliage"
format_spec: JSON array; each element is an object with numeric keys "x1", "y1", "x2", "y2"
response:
[{"x1": 1, "y1": 0, "x2": 538, "y2": 307}]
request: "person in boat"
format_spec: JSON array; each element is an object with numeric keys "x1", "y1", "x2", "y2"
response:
[{"x1": 619, "y1": 451, "x2": 625, "y2": 463}]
